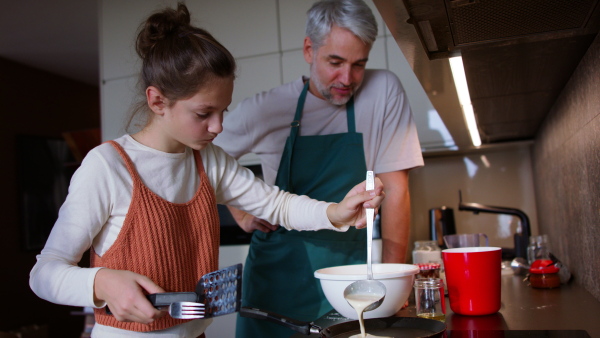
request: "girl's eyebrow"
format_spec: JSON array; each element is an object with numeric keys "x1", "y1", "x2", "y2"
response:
[{"x1": 190, "y1": 103, "x2": 217, "y2": 110}]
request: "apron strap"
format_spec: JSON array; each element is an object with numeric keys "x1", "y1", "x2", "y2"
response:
[
  {"x1": 278, "y1": 81, "x2": 309, "y2": 192},
  {"x1": 346, "y1": 96, "x2": 356, "y2": 133},
  {"x1": 289, "y1": 81, "x2": 310, "y2": 147},
  {"x1": 279, "y1": 80, "x2": 357, "y2": 192}
]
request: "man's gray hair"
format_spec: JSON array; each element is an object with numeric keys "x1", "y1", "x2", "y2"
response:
[{"x1": 306, "y1": 0, "x2": 378, "y2": 50}]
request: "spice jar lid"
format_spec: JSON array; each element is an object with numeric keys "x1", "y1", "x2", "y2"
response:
[
  {"x1": 416, "y1": 263, "x2": 441, "y2": 270},
  {"x1": 529, "y1": 259, "x2": 560, "y2": 274}
]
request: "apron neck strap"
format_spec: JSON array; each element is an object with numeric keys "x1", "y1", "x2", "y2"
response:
[
  {"x1": 292, "y1": 81, "x2": 310, "y2": 123},
  {"x1": 346, "y1": 96, "x2": 356, "y2": 133},
  {"x1": 279, "y1": 81, "x2": 357, "y2": 193},
  {"x1": 287, "y1": 81, "x2": 311, "y2": 147}
]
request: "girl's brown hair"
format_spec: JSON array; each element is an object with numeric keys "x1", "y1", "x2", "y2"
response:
[{"x1": 127, "y1": 2, "x2": 236, "y2": 131}]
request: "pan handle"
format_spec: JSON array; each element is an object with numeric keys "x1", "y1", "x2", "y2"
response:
[{"x1": 240, "y1": 307, "x2": 321, "y2": 335}]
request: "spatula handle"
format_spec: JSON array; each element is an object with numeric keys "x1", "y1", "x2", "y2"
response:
[
  {"x1": 146, "y1": 292, "x2": 198, "y2": 307},
  {"x1": 105, "y1": 292, "x2": 198, "y2": 315}
]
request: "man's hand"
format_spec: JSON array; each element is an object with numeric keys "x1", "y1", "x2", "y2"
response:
[{"x1": 228, "y1": 206, "x2": 279, "y2": 233}]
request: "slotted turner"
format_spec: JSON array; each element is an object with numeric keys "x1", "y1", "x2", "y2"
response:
[
  {"x1": 195, "y1": 263, "x2": 243, "y2": 318},
  {"x1": 107, "y1": 264, "x2": 243, "y2": 319}
]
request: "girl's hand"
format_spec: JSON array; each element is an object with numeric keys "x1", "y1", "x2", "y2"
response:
[
  {"x1": 94, "y1": 269, "x2": 167, "y2": 323},
  {"x1": 326, "y1": 177, "x2": 385, "y2": 228}
]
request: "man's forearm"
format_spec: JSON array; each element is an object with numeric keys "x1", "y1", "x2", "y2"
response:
[
  {"x1": 378, "y1": 170, "x2": 411, "y2": 263},
  {"x1": 226, "y1": 205, "x2": 248, "y2": 226}
]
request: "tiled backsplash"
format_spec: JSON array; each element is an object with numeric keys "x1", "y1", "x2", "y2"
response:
[{"x1": 533, "y1": 33, "x2": 600, "y2": 301}]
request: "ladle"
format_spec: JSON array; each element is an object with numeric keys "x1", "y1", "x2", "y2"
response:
[
  {"x1": 510, "y1": 257, "x2": 530, "y2": 276},
  {"x1": 343, "y1": 171, "x2": 386, "y2": 313}
]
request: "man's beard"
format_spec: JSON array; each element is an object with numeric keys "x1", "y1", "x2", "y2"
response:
[{"x1": 311, "y1": 68, "x2": 361, "y2": 106}]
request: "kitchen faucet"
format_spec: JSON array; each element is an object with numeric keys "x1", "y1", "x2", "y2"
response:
[{"x1": 458, "y1": 191, "x2": 531, "y2": 260}]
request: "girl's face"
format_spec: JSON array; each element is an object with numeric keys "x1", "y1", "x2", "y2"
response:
[{"x1": 150, "y1": 76, "x2": 234, "y2": 153}]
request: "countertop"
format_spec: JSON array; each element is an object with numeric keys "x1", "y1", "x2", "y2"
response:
[{"x1": 291, "y1": 274, "x2": 600, "y2": 337}]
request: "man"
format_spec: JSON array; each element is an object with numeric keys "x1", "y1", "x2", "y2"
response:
[{"x1": 214, "y1": 0, "x2": 423, "y2": 336}]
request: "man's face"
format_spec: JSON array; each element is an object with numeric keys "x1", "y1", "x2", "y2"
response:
[{"x1": 303, "y1": 25, "x2": 371, "y2": 105}]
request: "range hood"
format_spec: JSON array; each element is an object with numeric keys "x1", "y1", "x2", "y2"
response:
[{"x1": 374, "y1": 0, "x2": 600, "y2": 147}]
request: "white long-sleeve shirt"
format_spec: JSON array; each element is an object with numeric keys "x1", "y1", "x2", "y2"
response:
[{"x1": 29, "y1": 135, "x2": 345, "y2": 337}]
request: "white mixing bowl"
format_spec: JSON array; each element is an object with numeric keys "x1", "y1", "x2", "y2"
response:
[{"x1": 314, "y1": 263, "x2": 419, "y2": 319}]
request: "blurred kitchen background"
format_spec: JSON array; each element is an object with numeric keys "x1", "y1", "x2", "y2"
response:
[{"x1": 0, "y1": 0, "x2": 598, "y2": 337}]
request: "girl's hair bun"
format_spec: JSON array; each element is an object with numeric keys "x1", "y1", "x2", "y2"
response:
[
  {"x1": 136, "y1": 2, "x2": 191, "y2": 59},
  {"x1": 126, "y1": 2, "x2": 236, "y2": 132}
]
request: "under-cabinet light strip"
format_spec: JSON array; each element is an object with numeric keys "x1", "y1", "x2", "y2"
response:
[{"x1": 449, "y1": 56, "x2": 482, "y2": 147}]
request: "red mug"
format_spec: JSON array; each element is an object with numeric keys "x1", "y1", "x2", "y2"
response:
[{"x1": 442, "y1": 247, "x2": 502, "y2": 315}]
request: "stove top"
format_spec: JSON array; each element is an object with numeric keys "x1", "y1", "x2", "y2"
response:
[
  {"x1": 447, "y1": 330, "x2": 590, "y2": 337},
  {"x1": 291, "y1": 329, "x2": 590, "y2": 338},
  {"x1": 290, "y1": 311, "x2": 591, "y2": 338}
]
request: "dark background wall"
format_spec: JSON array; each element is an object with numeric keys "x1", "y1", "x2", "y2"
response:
[
  {"x1": 533, "y1": 33, "x2": 600, "y2": 301},
  {"x1": 0, "y1": 57, "x2": 100, "y2": 337}
]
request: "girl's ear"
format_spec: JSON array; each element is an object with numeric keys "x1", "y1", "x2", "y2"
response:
[{"x1": 146, "y1": 86, "x2": 167, "y2": 115}]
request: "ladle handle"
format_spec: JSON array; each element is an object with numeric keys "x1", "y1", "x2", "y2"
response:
[
  {"x1": 367, "y1": 208, "x2": 374, "y2": 280},
  {"x1": 366, "y1": 171, "x2": 375, "y2": 280}
]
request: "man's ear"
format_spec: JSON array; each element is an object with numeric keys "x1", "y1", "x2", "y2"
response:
[
  {"x1": 303, "y1": 37, "x2": 314, "y2": 64},
  {"x1": 146, "y1": 86, "x2": 167, "y2": 115}
]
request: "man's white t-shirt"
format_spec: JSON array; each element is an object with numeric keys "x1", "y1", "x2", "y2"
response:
[{"x1": 215, "y1": 69, "x2": 424, "y2": 184}]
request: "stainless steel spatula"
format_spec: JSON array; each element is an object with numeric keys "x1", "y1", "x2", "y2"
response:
[{"x1": 144, "y1": 263, "x2": 243, "y2": 318}]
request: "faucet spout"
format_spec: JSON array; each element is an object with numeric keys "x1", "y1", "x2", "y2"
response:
[{"x1": 458, "y1": 191, "x2": 531, "y2": 259}]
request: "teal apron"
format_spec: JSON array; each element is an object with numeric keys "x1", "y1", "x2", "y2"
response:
[{"x1": 236, "y1": 82, "x2": 368, "y2": 338}]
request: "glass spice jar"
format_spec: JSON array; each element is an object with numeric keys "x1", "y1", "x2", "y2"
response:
[
  {"x1": 413, "y1": 278, "x2": 446, "y2": 322},
  {"x1": 412, "y1": 240, "x2": 442, "y2": 264},
  {"x1": 529, "y1": 259, "x2": 561, "y2": 289},
  {"x1": 527, "y1": 234, "x2": 551, "y2": 265}
]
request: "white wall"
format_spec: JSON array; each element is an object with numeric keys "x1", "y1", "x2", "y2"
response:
[
  {"x1": 409, "y1": 143, "x2": 539, "y2": 252},
  {"x1": 99, "y1": 0, "x2": 453, "y2": 150},
  {"x1": 99, "y1": 1, "x2": 538, "y2": 336}
]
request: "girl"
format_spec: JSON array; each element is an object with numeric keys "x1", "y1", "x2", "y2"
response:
[{"x1": 29, "y1": 3, "x2": 384, "y2": 337}]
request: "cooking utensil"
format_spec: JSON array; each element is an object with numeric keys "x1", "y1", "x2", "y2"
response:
[
  {"x1": 510, "y1": 257, "x2": 530, "y2": 276},
  {"x1": 168, "y1": 301, "x2": 205, "y2": 319},
  {"x1": 429, "y1": 206, "x2": 456, "y2": 248},
  {"x1": 343, "y1": 171, "x2": 386, "y2": 313},
  {"x1": 549, "y1": 252, "x2": 572, "y2": 283},
  {"x1": 315, "y1": 263, "x2": 419, "y2": 319},
  {"x1": 107, "y1": 263, "x2": 242, "y2": 318},
  {"x1": 240, "y1": 307, "x2": 446, "y2": 337},
  {"x1": 443, "y1": 233, "x2": 489, "y2": 248},
  {"x1": 195, "y1": 263, "x2": 242, "y2": 317}
]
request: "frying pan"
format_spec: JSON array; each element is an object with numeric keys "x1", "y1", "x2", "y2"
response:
[{"x1": 240, "y1": 307, "x2": 446, "y2": 337}]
